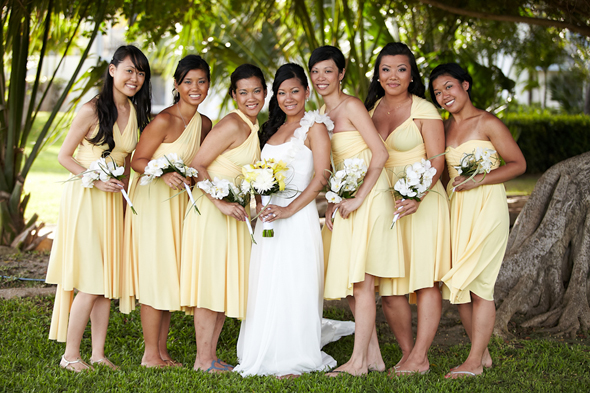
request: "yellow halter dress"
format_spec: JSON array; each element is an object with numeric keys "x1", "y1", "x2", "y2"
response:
[
  {"x1": 321, "y1": 107, "x2": 404, "y2": 300},
  {"x1": 370, "y1": 96, "x2": 451, "y2": 304},
  {"x1": 120, "y1": 112, "x2": 203, "y2": 313},
  {"x1": 179, "y1": 110, "x2": 260, "y2": 319},
  {"x1": 442, "y1": 140, "x2": 509, "y2": 304},
  {"x1": 46, "y1": 102, "x2": 138, "y2": 342}
]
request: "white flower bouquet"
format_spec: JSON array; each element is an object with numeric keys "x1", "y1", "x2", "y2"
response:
[
  {"x1": 241, "y1": 159, "x2": 289, "y2": 237},
  {"x1": 77, "y1": 156, "x2": 136, "y2": 214},
  {"x1": 390, "y1": 158, "x2": 437, "y2": 228},
  {"x1": 198, "y1": 177, "x2": 255, "y2": 242},
  {"x1": 324, "y1": 158, "x2": 368, "y2": 221},
  {"x1": 450, "y1": 147, "x2": 497, "y2": 199},
  {"x1": 140, "y1": 153, "x2": 200, "y2": 214}
]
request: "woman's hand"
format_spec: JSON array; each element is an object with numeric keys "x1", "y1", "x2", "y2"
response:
[
  {"x1": 260, "y1": 204, "x2": 293, "y2": 223},
  {"x1": 94, "y1": 178, "x2": 124, "y2": 193},
  {"x1": 338, "y1": 196, "x2": 365, "y2": 219},
  {"x1": 213, "y1": 199, "x2": 248, "y2": 221},
  {"x1": 395, "y1": 199, "x2": 421, "y2": 219},
  {"x1": 452, "y1": 174, "x2": 482, "y2": 192},
  {"x1": 324, "y1": 202, "x2": 338, "y2": 231},
  {"x1": 162, "y1": 172, "x2": 190, "y2": 191}
]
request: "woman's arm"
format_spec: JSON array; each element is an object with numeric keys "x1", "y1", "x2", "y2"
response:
[
  {"x1": 453, "y1": 114, "x2": 526, "y2": 192},
  {"x1": 57, "y1": 101, "x2": 123, "y2": 193},
  {"x1": 191, "y1": 115, "x2": 248, "y2": 221},
  {"x1": 131, "y1": 113, "x2": 189, "y2": 191},
  {"x1": 261, "y1": 123, "x2": 331, "y2": 223},
  {"x1": 396, "y1": 118, "x2": 445, "y2": 219},
  {"x1": 337, "y1": 98, "x2": 389, "y2": 219}
]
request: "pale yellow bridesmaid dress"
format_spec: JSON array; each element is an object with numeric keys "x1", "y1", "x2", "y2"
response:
[
  {"x1": 46, "y1": 102, "x2": 138, "y2": 342},
  {"x1": 321, "y1": 108, "x2": 404, "y2": 300},
  {"x1": 119, "y1": 112, "x2": 203, "y2": 313},
  {"x1": 179, "y1": 110, "x2": 260, "y2": 319},
  {"x1": 442, "y1": 140, "x2": 509, "y2": 304},
  {"x1": 370, "y1": 95, "x2": 451, "y2": 304}
]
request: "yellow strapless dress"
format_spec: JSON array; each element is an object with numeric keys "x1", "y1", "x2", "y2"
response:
[
  {"x1": 442, "y1": 140, "x2": 509, "y2": 304},
  {"x1": 119, "y1": 112, "x2": 203, "y2": 313},
  {"x1": 46, "y1": 102, "x2": 138, "y2": 342},
  {"x1": 370, "y1": 96, "x2": 451, "y2": 304},
  {"x1": 322, "y1": 128, "x2": 404, "y2": 300},
  {"x1": 179, "y1": 110, "x2": 260, "y2": 319}
]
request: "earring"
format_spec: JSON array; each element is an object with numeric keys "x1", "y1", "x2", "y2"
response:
[
  {"x1": 377, "y1": 78, "x2": 380, "y2": 82},
  {"x1": 411, "y1": 78, "x2": 414, "y2": 82}
]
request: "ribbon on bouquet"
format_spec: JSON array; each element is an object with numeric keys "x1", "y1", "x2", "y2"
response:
[
  {"x1": 185, "y1": 183, "x2": 201, "y2": 215},
  {"x1": 260, "y1": 195, "x2": 274, "y2": 237},
  {"x1": 120, "y1": 189, "x2": 137, "y2": 215},
  {"x1": 390, "y1": 198, "x2": 405, "y2": 229}
]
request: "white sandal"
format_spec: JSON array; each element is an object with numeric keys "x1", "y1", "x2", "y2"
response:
[
  {"x1": 90, "y1": 357, "x2": 119, "y2": 370},
  {"x1": 60, "y1": 355, "x2": 92, "y2": 372}
]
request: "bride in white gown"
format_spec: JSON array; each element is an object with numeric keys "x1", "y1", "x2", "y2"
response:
[{"x1": 234, "y1": 63, "x2": 337, "y2": 377}]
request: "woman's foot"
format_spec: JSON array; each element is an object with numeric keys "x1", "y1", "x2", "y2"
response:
[
  {"x1": 60, "y1": 355, "x2": 93, "y2": 372},
  {"x1": 326, "y1": 361, "x2": 368, "y2": 377},
  {"x1": 391, "y1": 356, "x2": 430, "y2": 376},
  {"x1": 90, "y1": 357, "x2": 119, "y2": 370},
  {"x1": 445, "y1": 361, "x2": 483, "y2": 379},
  {"x1": 141, "y1": 354, "x2": 168, "y2": 368}
]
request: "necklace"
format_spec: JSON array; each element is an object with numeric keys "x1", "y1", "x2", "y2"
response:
[
  {"x1": 177, "y1": 103, "x2": 187, "y2": 128},
  {"x1": 384, "y1": 97, "x2": 410, "y2": 115}
]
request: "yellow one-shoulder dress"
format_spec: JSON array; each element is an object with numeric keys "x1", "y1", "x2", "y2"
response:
[
  {"x1": 179, "y1": 110, "x2": 260, "y2": 319},
  {"x1": 322, "y1": 110, "x2": 404, "y2": 300},
  {"x1": 119, "y1": 112, "x2": 203, "y2": 313},
  {"x1": 370, "y1": 96, "x2": 451, "y2": 304},
  {"x1": 442, "y1": 140, "x2": 509, "y2": 304},
  {"x1": 46, "y1": 103, "x2": 138, "y2": 342}
]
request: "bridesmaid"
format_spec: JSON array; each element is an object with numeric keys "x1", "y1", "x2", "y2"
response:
[
  {"x1": 429, "y1": 63, "x2": 526, "y2": 378},
  {"x1": 365, "y1": 42, "x2": 450, "y2": 376},
  {"x1": 120, "y1": 55, "x2": 212, "y2": 367},
  {"x1": 180, "y1": 64, "x2": 266, "y2": 373},
  {"x1": 308, "y1": 46, "x2": 404, "y2": 376},
  {"x1": 45, "y1": 45, "x2": 151, "y2": 371}
]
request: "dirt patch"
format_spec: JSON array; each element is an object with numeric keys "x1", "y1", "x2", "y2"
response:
[{"x1": 0, "y1": 250, "x2": 53, "y2": 296}]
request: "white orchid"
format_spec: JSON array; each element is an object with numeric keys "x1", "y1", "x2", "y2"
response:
[
  {"x1": 325, "y1": 191, "x2": 343, "y2": 204},
  {"x1": 330, "y1": 177, "x2": 343, "y2": 192},
  {"x1": 251, "y1": 168, "x2": 275, "y2": 193}
]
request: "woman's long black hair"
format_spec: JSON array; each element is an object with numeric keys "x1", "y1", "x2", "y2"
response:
[
  {"x1": 364, "y1": 42, "x2": 425, "y2": 112},
  {"x1": 88, "y1": 45, "x2": 151, "y2": 155},
  {"x1": 428, "y1": 63, "x2": 473, "y2": 108},
  {"x1": 228, "y1": 63, "x2": 267, "y2": 98},
  {"x1": 259, "y1": 63, "x2": 308, "y2": 148},
  {"x1": 172, "y1": 54, "x2": 211, "y2": 104}
]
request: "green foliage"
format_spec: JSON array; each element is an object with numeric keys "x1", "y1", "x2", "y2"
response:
[
  {"x1": 1, "y1": 296, "x2": 590, "y2": 392},
  {"x1": 504, "y1": 113, "x2": 590, "y2": 173},
  {"x1": 549, "y1": 68, "x2": 587, "y2": 114}
]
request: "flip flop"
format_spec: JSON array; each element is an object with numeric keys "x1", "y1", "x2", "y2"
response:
[
  {"x1": 205, "y1": 359, "x2": 230, "y2": 374},
  {"x1": 394, "y1": 368, "x2": 430, "y2": 377},
  {"x1": 215, "y1": 359, "x2": 234, "y2": 370},
  {"x1": 326, "y1": 370, "x2": 367, "y2": 377},
  {"x1": 445, "y1": 370, "x2": 478, "y2": 379}
]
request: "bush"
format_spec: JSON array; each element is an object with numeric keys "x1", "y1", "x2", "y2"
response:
[{"x1": 503, "y1": 113, "x2": 590, "y2": 173}]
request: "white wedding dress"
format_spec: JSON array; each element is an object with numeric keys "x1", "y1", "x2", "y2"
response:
[{"x1": 234, "y1": 111, "x2": 338, "y2": 377}]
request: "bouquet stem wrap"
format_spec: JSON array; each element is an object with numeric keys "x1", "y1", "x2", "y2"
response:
[{"x1": 261, "y1": 195, "x2": 274, "y2": 237}]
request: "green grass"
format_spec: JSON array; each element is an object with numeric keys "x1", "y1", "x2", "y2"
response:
[
  {"x1": 23, "y1": 112, "x2": 70, "y2": 225},
  {"x1": 504, "y1": 174, "x2": 540, "y2": 196},
  {"x1": 0, "y1": 297, "x2": 588, "y2": 392}
]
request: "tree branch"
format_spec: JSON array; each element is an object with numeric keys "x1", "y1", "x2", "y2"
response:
[{"x1": 417, "y1": 0, "x2": 590, "y2": 37}]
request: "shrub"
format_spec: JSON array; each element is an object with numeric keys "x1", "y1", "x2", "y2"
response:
[{"x1": 503, "y1": 113, "x2": 590, "y2": 173}]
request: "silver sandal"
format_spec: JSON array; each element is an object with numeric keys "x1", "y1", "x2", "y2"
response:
[{"x1": 60, "y1": 355, "x2": 93, "y2": 372}]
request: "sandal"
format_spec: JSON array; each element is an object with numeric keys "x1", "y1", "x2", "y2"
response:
[
  {"x1": 90, "y1": 357, "x2": 119, "y2": 370},
  {"x1": 164, "y1": 359, "x2": 183, "y2": 368},
  {"x1": 60, "y1": 355, "x2": 93, "y2": 372}
]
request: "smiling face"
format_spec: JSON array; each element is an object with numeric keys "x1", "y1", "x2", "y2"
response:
[
  {"x1": 310, "y1": 59, "x2": 344, "y2": 97},
  {"x1": 109, "y1": 56, "x2": 146, "y2": 98},
  {"x1": 232, "y1": 76, "x2": 267, "y2": 121},
  {"x1": 174, "y1": 68, "x2": 210, "y2": 107},
  {"x1": 277, "y1": 77, "x2": 309, "y2": 117},
  {"x1": 431, "y1": 74, "x2": 471, "y2": 113},
  {"x1": 378, "y1": 55, "x2": 412, "y2": 98}
]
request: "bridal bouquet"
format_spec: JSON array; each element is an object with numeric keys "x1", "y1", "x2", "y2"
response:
[
  {"x1": 450, "y1": 147, "x2": 497, "y2": 199},
  {"x1": 324, "y1": 158, "x2": 368, "y2": 221},
  {"x1": 140, "y1": 153, "x2": 200, "y2": 214},
  {"x1": 390, "y1": 158, "x2": 437, "y2": 228},
  {"x1": 79, "y1": 157, "x2": 136, "y2": 214},
  {"x1": 241, "y1": 159, "x2": 289, "y2": 237},
  {"x1": 197, "y1": 177, "x2": 255, "y2": 243}
]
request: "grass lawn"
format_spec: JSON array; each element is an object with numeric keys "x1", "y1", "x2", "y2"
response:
[{"x1": 0, "y1": 296, "x2": 588, "y2": 392}]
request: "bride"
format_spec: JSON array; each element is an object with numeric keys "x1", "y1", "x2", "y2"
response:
[{"x1": 234, "y1": 63, "x2": 336, "y2": 377}]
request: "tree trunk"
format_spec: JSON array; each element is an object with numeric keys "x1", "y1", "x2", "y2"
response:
[
  {"x1": 584, "y1": 82, "x2": 590, "y2": 115},
  {"x1": 494, "y1": 152, "x2": 590, "y2": 338}
]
